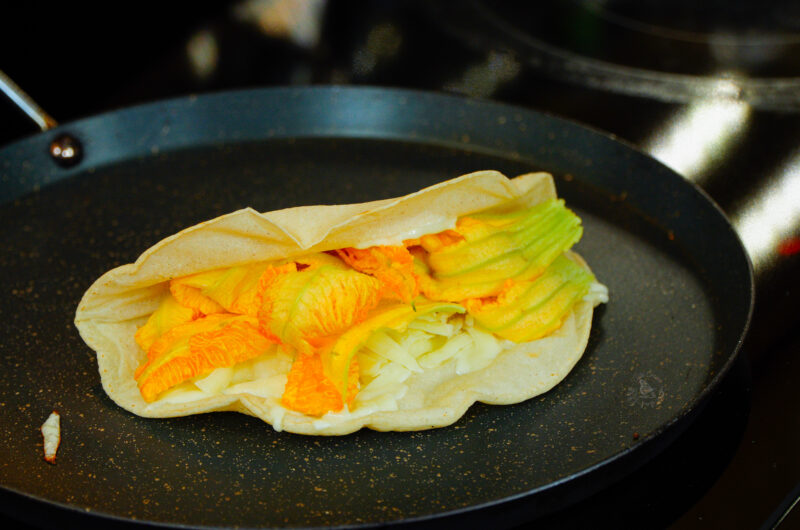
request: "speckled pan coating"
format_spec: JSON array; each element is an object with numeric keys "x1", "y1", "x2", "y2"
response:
[{"x1": 0, "y1": 87, "x2": 752, "y2": 529}]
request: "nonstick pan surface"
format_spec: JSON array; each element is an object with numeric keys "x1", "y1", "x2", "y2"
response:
[{"x1": 0, "y1": 87, "x2": 752, "y2": 528}]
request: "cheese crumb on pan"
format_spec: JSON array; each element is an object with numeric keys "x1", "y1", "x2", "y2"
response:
[{"x1": 41, "y1": 410, "x2": 61, "y2": 464}]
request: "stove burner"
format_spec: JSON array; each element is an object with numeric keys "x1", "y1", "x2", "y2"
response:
[
  {"x1": 585, "y1": 0, "x2": 800, "y2": 40},
  {"x1": 508, "y1": 0, "x2": 800, "y2": 76},
  {"x1": 435, "y1": 0, "x2": 800, "y2": 108}
]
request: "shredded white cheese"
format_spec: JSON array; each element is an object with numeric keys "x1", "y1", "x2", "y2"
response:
[{"x1": 149, "y1": 311, "x2": 506, "y2": 431}]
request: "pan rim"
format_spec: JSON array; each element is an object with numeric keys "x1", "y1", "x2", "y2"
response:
[{"x1": 0, "y1": 85, "x2": 754, "y2": 528}]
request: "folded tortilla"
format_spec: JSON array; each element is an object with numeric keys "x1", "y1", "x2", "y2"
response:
[{"x1": 75, "y1": 170, "x2": 606, "y2": 435}]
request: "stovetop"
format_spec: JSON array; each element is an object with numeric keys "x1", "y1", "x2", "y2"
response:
[{"x1": 1, "y1": 1, "x2": 798, "y2": 528}]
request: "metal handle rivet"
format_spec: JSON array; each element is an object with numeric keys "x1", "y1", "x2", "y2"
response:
[{"x1": 49, "y1": 134, "x2": 83, "y2": 168}]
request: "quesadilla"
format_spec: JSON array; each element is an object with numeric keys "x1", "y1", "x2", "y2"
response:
[{"x1": 75, "y1": 171, "x2": 607, "y2": 435}]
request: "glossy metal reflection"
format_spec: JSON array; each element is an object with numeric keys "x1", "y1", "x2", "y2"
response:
[
  {"x1": 0, "y1": 69, "x2": 58, "y2": 132},
  {"x1": 646, "y1": 100, "x2": 750, "y2": 182},
  {"x1": 643, "y1": 78, "x2": 751, "y2": 183},
  {"x1": 734, "y1": 151, "x2": 800, "y2": 269}
]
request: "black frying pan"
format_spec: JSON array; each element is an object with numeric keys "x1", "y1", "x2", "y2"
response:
[{"x1": 0, "y1": 87, "x2": 752, "y2": 529}]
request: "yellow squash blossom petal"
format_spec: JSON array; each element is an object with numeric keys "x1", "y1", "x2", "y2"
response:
[{"x1": 134, "y1": 294, "x2": 199, "y2": 352}]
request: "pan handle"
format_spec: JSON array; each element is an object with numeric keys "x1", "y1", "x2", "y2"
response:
[
  {"x1": 0, "y1": 69, "x2": 58, "y2": 131},
  {"x1": 0, "y1": 69, "x2": 83, "y2": 167}
]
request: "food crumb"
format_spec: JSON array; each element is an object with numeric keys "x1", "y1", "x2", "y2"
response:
[
  {"x1": 633, "y1": 432, "x2": 640, "y2": 440},
  {"x1": 41, "y1": 410, "x2": 61, "y2": 464}
]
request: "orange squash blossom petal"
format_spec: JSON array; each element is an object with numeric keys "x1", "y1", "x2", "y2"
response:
[
  {"x1": 336, "y1": 246, "x2": 418, "y2": 302},
  {"x1": 136, "y1": 315, "x2": 273, "y2": 402},
  {"x1": 170, "y1": 281, "x2": 225, "y2": 315},
  {"x1": 281, "y1": 352, "x2": 359, "y2": 416}
]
